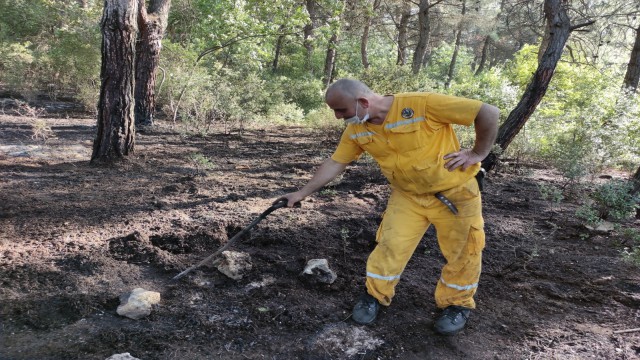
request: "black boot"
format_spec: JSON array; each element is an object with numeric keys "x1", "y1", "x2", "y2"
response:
[
  {"x1": 434, "y1": 306, "x2": 471, "y2": 335},
  {"x1": 352, "y1": 293, "x2": 379, "y2": 325}
]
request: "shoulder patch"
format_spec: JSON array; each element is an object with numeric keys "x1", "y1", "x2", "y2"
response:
[{"x1": 401, "y1": 108, "x2": 414, "y2": 119}]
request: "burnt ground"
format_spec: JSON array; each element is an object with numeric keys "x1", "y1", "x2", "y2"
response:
[{"x1": 0, "y1": 113, "x2": 639, "y2": 360}]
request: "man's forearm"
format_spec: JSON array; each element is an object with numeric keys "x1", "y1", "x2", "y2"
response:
[{"x1": 297, "y1": 158, "x2": 348, "y2": 197}]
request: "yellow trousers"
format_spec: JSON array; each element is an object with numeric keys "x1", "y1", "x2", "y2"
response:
[{"x1": 365, "y1": 177, "x2": 485, "y2": 309}]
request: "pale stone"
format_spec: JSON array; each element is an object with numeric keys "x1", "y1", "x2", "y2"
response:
[
  {"x1": 301, "y1": 258, "x2": 337, "y2": 284},
  {"x1": 585, "y1": 220, "x2": 615, "y2": 234},
  {"x1": 217, "y1": 251, "x2": 252, "y2": 280},
  {"x1": 116, "y1": 288, "x2": 161, "y2": 320},
  {"x1": 105, "y1": 353, "x2": 141, "y2": 360}
]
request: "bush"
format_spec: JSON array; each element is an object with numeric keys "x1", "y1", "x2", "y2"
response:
[
  {"x1": 304, "y1": 106, "x2": 341, "y2": 130},
  {"x1": 262, "y1": 103, "x2": 305, "y2": 125},
  {"x1": 576, "y1": 180, "x2": 639, "y2": 224},
  {"x1": 621, "y1": 227, "x2": 640, "y2": 266},
  {"x1": 279, "y1": 76, "x2": 324, "y2": 113},
  {"x1": 359, "y1": 63, "x2": 437, "y2": 94},
  {"x1": 504, "y1": 45, "x2": 640, "y2": 173}
]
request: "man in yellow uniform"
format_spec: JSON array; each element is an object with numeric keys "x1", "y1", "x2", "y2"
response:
[{"x1": 278, "y1": 79, "x2": 499, "y2": 335}]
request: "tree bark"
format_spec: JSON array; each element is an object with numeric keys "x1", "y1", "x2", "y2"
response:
[
  {"x1": 361, "y1": 0, "x2": 381, "y2": 69},
  {"x1": 482, "y1": 0, "x2": 588, "y2": 172},
  {"x1": 396, "y1": 4, "x2": 411, "y2": 65},
  {"x1": 623, "y1": 25, "x2": 640, "y2": 92},
  {"x1": 411, "y1": 0, "x2": 430, "y2": 74},
  {"x1": 273, "y1": 27, "x2": 286, "y2": 72},
  {"x1": 633, "y1": 165, "x2": 640, "y2": 195},
  {"x1": 92, "y1": 0, "x2": 138, "y2": 163},
  {"x1": 445, "y1": 0, "x2": 465, "y2": 88},
  {"x1": 134, "y1": 0, "x2": 171, "y2": 128},
  {"x1": 632, "y1": 165, "x2": 640, "y2": 218},
  {"x1": 475, "y1": 35, "x2": 491, "y2": 75},
  {"x1": 323, "y1": 32, "x2": 338, "y2": 87},
  {"x1": 361, "y1": 20, "x2": 371, "y2": 69},
  {"x1": 303, "y1": 0, "x2": 318, "y2": 74}
]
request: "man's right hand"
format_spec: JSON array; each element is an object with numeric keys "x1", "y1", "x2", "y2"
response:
[
  {"x1": 274, "y1": 158, "x2": 348, "y2": 208},
  {"x1": 275, "y1": 192, "x2": 306, "y2": 208}
]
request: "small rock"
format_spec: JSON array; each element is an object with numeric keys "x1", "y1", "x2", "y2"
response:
[
  {"x1": 105, "y1": 353, "x2": 141, "y2": 360},
  {"x1": 217, "y1": 251, "x2": 252, "y2": 280},
  {"x1": 585, "y1": 221, "x2": 614, "y2": 234},
  {"x1": 300, "y1": 259, "x2": 337, "y2": 284},
  {"x1": 117, "y1": 288, "x2": 161, "y2": 320}
]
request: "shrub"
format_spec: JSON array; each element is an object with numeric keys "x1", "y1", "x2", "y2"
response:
[
  {"x1": 262, "y1": 103, "x2": 305, "y2": 125},
  {"x1": 576, "y1": 180, "x2": 639, "y2": 224},
  {"x1": 621, "y1": 228, "x2": 640, "y2": 266},
  {"x1": 304, "y1": 106, "x2": 340, "y2": 130}
]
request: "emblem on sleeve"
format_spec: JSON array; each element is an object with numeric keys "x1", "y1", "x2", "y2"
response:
[{"x1": 401, "y1": 107, "x2": 414, "y2": 119}]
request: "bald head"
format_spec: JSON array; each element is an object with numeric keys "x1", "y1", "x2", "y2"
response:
[{"x1": 325, "y1": 79, "x2": 373, "y2": 101}]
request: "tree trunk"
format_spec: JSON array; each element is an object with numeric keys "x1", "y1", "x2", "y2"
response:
[
  {"x1": 396, "y1": 4, "x2": 411, "y2": 65},
  {"x1": 303, "y1": 0, "x2": 318, "y2": 74},
  {"x1": 632, "y1": 165, "x2": 640, "y2": 218},
  {"x1": 633, "y1": 165, "x2": 640, "y2": 195},
  {"x1": 323, "y1": 33, "x2": 338, "y2": 87},
  {"x1": 445, "y1": 0, "x2": 465, "y2": 88},
  {"x1": 134, "y1": 0, "x2": 171, "y2": 128},
  {"x1": 475, "y1": 36, "x2": 491, "y2": 75},
  {"x1": 623, "y1": 25, "x2": 640, "y2": 92},
  {"x1": 361, "y1": 0, "x2": 381, "y2": 69},
  {"x1": 361, "y1": 20, "x2": 371, "y2": 69},
  {"x1": 92, "y1": 0, "x2": 138, "y2": 163},
  {"x1": 273, "y1": 27, "x2": 286, "y2": 72},
  {"x1": 411, "y1": 0, "x2": 430, "y2": 74},
  {"x1": 482, "y1": 0, "x2": 587, "y2": 172}
]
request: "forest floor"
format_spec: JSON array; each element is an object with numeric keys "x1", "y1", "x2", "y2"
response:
[{"x1": 0, "y1": 113, "x2": 639, "y2": 360}]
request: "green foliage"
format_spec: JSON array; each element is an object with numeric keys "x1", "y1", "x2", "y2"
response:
[
  {"x1": 359, "y1": 63, "x2": 437, "y2": 94},
  {"x1": 0, "y1": 0, "x2": 101, "y2": 100},
  {"x1": 189, "y1": 152, "x2": 215, "y2": 176},
  {"x1": 575, "y1": 204, "x2": 602, "y2": 227},
  {"x1": 449, "y1": 67, "x2": 519, "y2": 116},
  {"x1": 501, "y1": 45, "x2": 640, "y2": 173},
  {"x1": 262, "y1": 103, "x2": 305, "y2": 124},
  {"x1": 0, "y1": 42, "x2": 37, "y2": 97},
  {"x1": 576, "y1": 180, "x2": 639, "y2": 224},
  {"x1": 425, "y1": 42, "x2": 475, "y2": 88},
  {"x1": 545, "y1": 130, "x2": 594, "y2": 183},
  {"x1": 620, "y1": 227, "x2": 640, "y2": 266},
  {"x1": 537, "y1": 183, "x2": 564, "y2": 204},
  {"x1": 279, "y1": 76, "x2": 325, "y2": 113},
  {"x1": 304, "y1": 106, "x2": 341, "y2": 130}
]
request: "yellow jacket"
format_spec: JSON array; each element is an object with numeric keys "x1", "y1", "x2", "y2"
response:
[{"x1": 331, "y1": 92, "x2": 483, "y2": 195}]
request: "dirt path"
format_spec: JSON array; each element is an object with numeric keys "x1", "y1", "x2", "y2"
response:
[{"x1": 1, "y1": 114, "x2": 639, "y2": 360}]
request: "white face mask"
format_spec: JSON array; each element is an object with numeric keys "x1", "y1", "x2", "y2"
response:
[{"x1": 344, "y1": 100, "x2": 370, "y2": 125}]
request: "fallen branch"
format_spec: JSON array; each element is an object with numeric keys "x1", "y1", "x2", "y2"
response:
[{"x1": 613, "y1": 328, "x2": 640, "y2": 334}]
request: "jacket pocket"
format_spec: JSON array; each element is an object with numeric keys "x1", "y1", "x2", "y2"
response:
[{"x1": 388, "y1": 121, "x2": 423, "y2": 152}]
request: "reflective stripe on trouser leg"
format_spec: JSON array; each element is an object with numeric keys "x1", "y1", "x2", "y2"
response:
[
  {"x1": 365, "y1": 190, "x2": 430, "y2": 306},
  {"x1": 428, "y1": 178, "x2": 485, "y2": 309}
]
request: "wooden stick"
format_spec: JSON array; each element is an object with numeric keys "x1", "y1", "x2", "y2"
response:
[{"x1": 613, "y1": 328, "x2": 640, "y2": 334}]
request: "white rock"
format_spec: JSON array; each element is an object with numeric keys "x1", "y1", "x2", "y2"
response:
[
  {"x1": 105, "y1": 353, "x2": 141, "y2": 360},
  {"x1": 117, "y1": 288, "x2": 161, "y2": 320},
  {"x1": 301, "y1": 258, "x2": 337, "y2": 284},
  {"x1": 585, "y1": 220, "x2": 614, "y2": 233},
  {"x1": 217, "y1": 251, "x2": 252, "y2": 280}
]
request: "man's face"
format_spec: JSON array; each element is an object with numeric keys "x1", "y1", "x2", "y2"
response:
[{"x1": 325, "y1": 91, "x2": 356, "y2": 120}]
